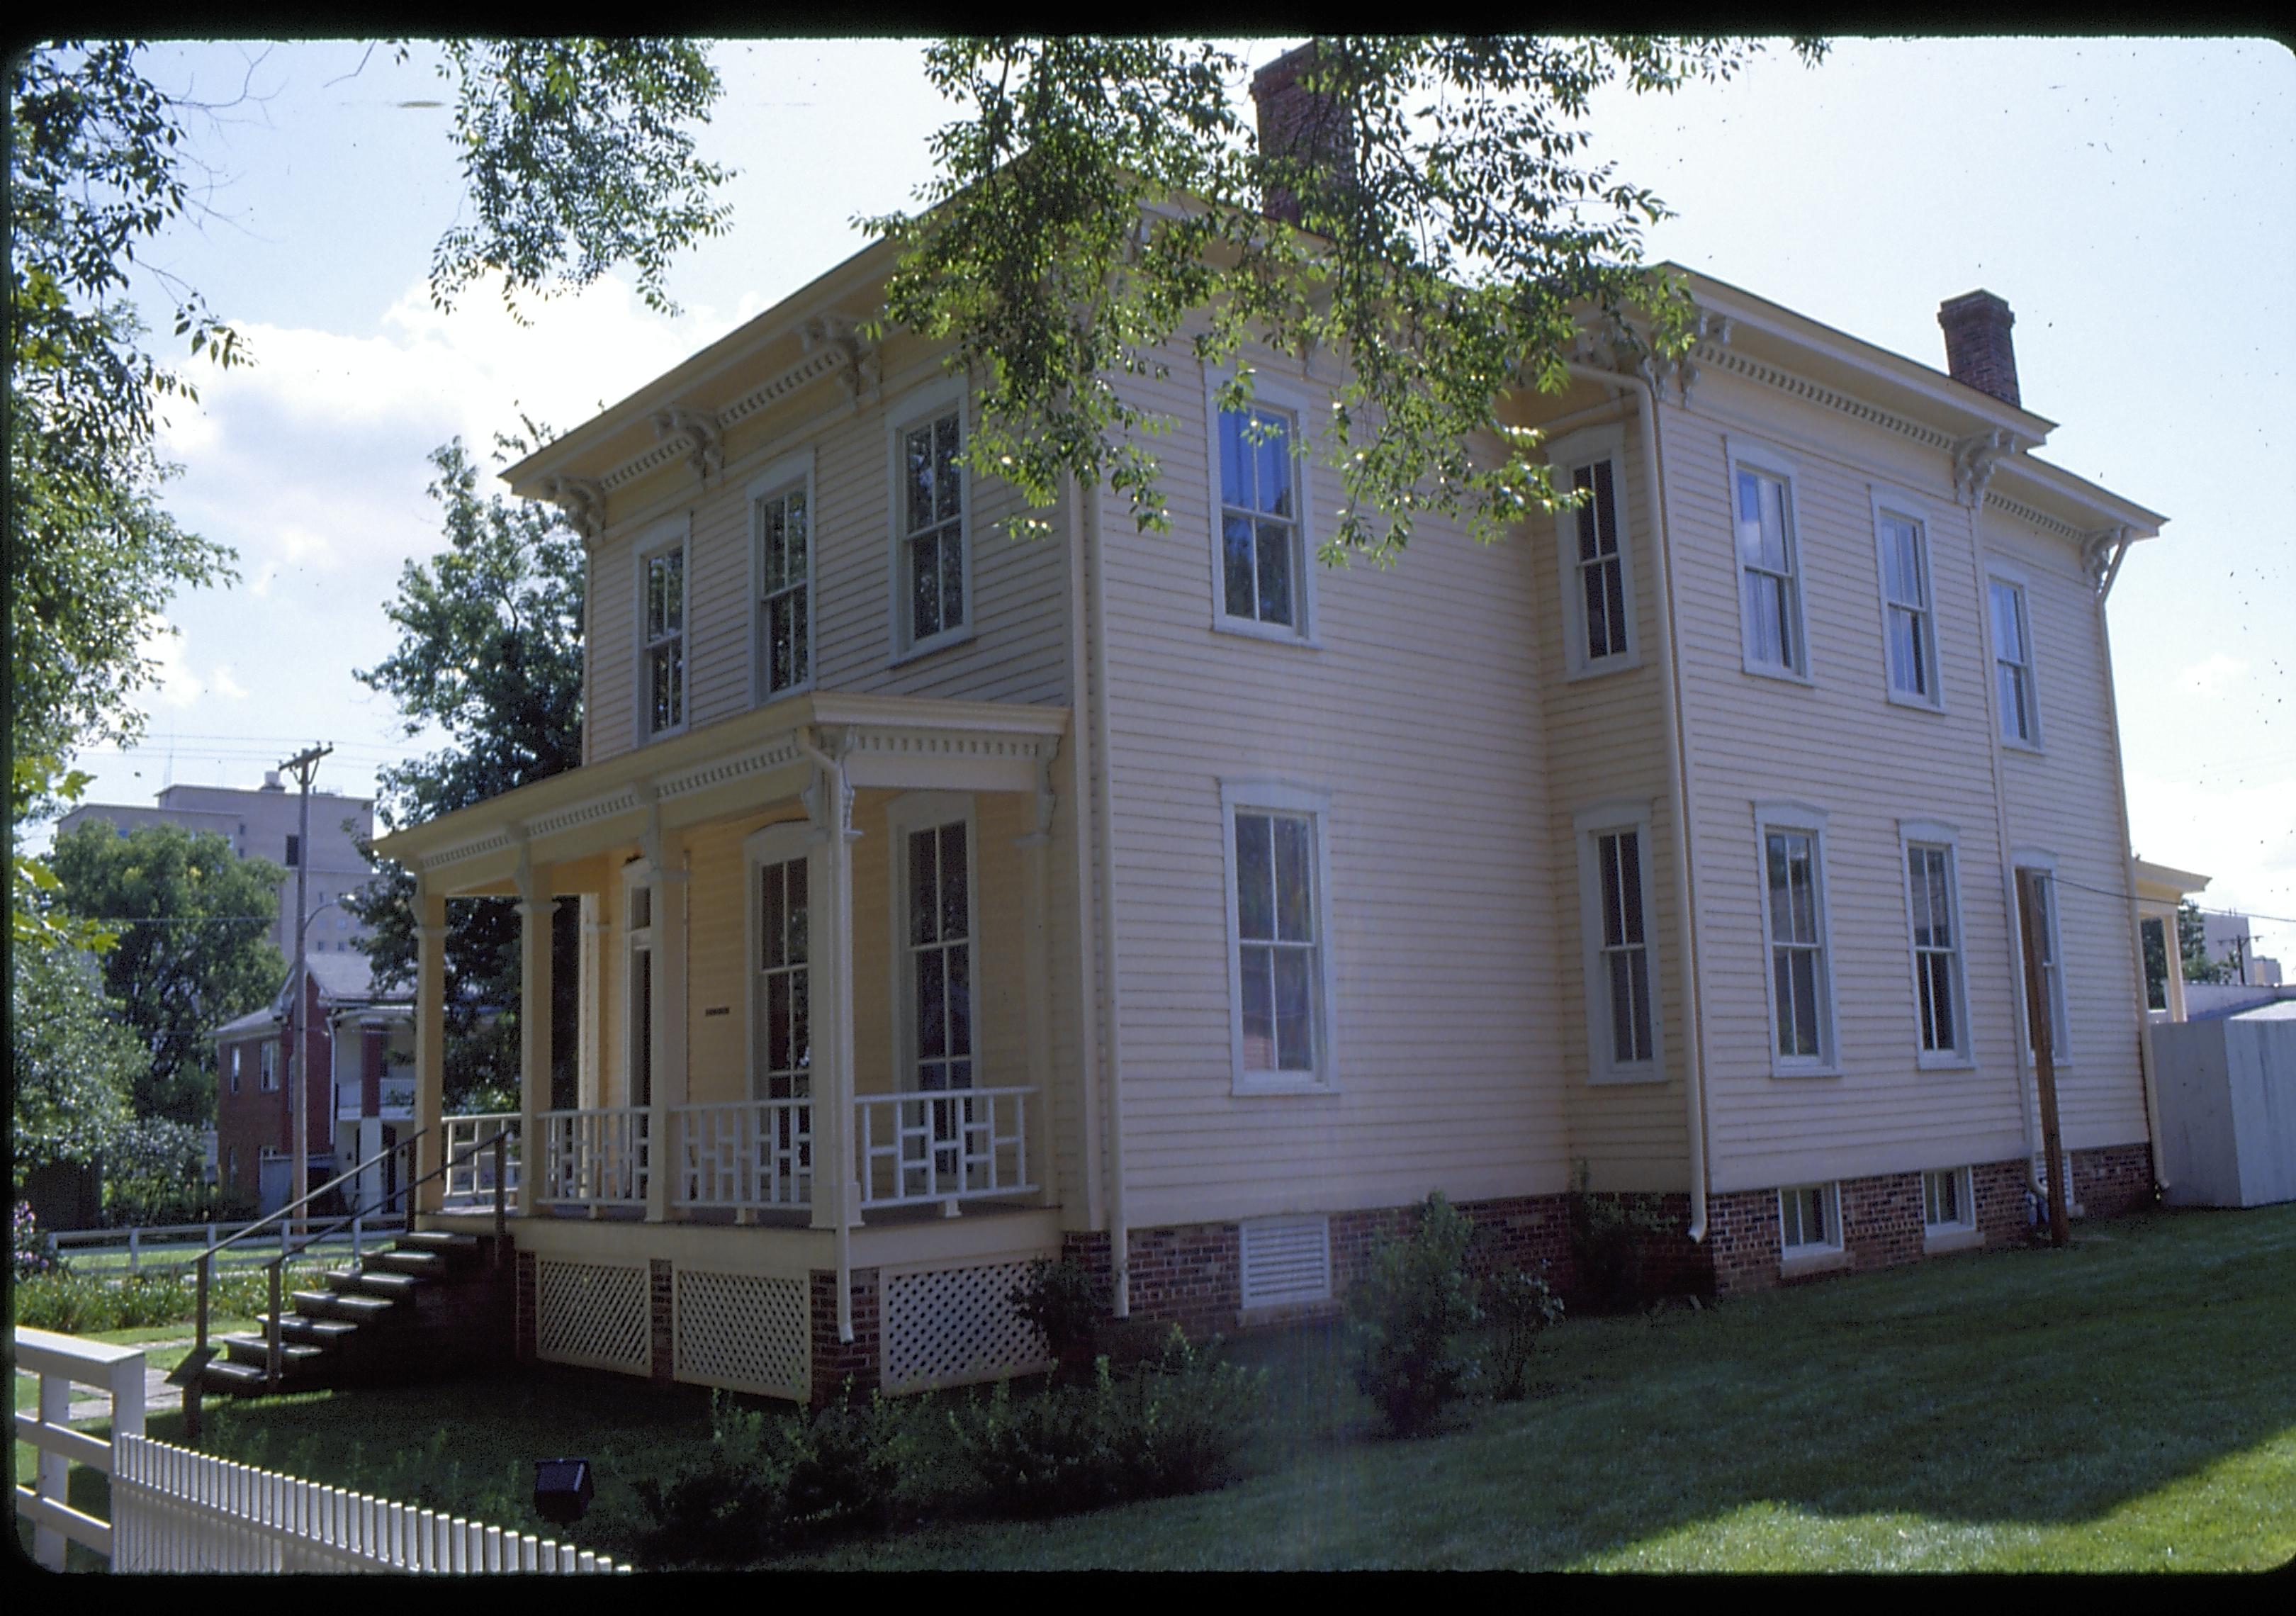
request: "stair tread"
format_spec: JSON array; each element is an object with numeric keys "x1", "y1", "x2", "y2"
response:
[
  {"x1": 394, "y1": 1230, "x2": 480, "y2": 1251},
  {"x1": 201, "y1": 1360, "x2": 269, "y2": 1385}
]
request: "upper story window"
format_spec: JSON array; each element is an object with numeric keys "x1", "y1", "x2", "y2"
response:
[
  {"x1": 1575, "y1": 803, "x2": 1660, "y2": 1082},
  {"x1": 1729, "y1": 441, "x2": 1808, "y2": 679},
  {"x1": 260, "y1": 1040, "x2": 279, "y2": 1092},
  {"x1": 1755, "y1": 802, "x2": 1837, "y2": 1075},
  {"x1": 1221, "y1": 781, "x2": 1336, "y2": 1092},
  {"x1": 1901, "y1": 822, "x2": 1971, "y2": 1065},
  {"x1": 1549, "y1": 423, "x2": 1637, "y2": 677},
  {"x1": 1218, "y1": 403, "x2": 1303, "y2": 633},
  {"x1": 284, "y1": 834, "x2": 300, "y2": 868},
  {"x1": 1989, "y1": 577, "x2": 2042, "y2": 747},
  {"x1": 894, "y1": 393, "x2": 968, "y2": 658},
  {"x1": 230, "y1": 1045, "x2": 243, "y2": 1095},
  {"x1": 1875, "y1": 503, "x2": 1940, "y2": 707},
  {"x1": 639, "y1": 530, "x2": 687, "y2": 740},
  {"x1": 753, "y1": 458, "x2": 814, "y2": 701}
]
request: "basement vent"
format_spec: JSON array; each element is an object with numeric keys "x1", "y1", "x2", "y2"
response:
[{"x1": 1239, "y1": 1215, "x2": 1332, "y2": 1311}]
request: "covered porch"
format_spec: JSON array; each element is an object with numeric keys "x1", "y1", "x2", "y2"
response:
[{"x1": 377, "y1": 693, "x2": 1076, "y2": 1388}]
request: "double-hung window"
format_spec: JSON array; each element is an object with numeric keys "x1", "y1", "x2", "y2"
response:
[
  {"x1": 1755, "y1": 803, "x2": 1836, "y2": 1074},
  {"x1": 230, "y1": 1046, "x2": 243, "y2": 1095},
  {"x1": 1575, "y1": 804, "x2": 1660, "y2": 1081},
  {"x1": 1731, "y1": 442, "x2": 1808, "y2": 678},
  {"x1": 1901, "y1": 822, "x2": 1971, "y2": 1065},
  {"x1": 1989, "y1": 576, "x2": 2042, "y2": 746},
  {"x1": 892, "y1": 386, "x2": 969, "y2": 658},
  {"x1": 2013, "y1": 857, "x2": 2071, "y2": 1061},
  {"x1": 753, "y1": 456, "x2": 813, "y2": 701},
  {"x1": 1216, "y1": 401, "x2": 1304, "y2": 633},
  {"x1": 1874, "y1": 499, "x2": 1940, "y2": 707},
  {"x1": 1221, "y1": 782, "x2": 1336, "y2": 1092},
  {"x1": 889, "y1": 794, "x2": 978, "y2": 1094},
  {"x1": 638, "y1": 528, "x2": 687, "y2": 741},
  {"x1": 1550, "y1": 424, "x2": 1637, "y2": 675},
  {"x1": 260, "y1": 1041, "x2": 278, "y2": 1092}
]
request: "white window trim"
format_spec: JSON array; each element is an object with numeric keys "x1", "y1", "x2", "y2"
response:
[
  {"x1": 885, "y1": 374, "x2": 976, "y2": 666},
  {"x1": 1898, "y1": 818, "x2": 1975, "y2": 1070},
  {"x1": 1203, "y1": 366, "x2": 1321, "y2": 647},
  {"x1": 1218, "y1": 778, "x2": 1339, "y2": 1095},
  {"x1": 621, "y1": 858, "x2": 656, "y2": 1108},
  {"x1": 1870, "y1": 485, "x2": 1946, "y2": 714},
  {"x1": 748, "y1": 449, "x2": 818, "y2": 707},
  {"x1": 1777, "y1": 1180, "x2": 1845, "y2": 1259},
  {"x1": 260, "y1": 1040, "x2": 278, "y2": 1092},
  {"x1": 1550, "y1": 423, "x2": 1643, "y2": 679},
  {"x1": 634, "y1": 518, "x2": 692, "y2": 746},
  {"x1": 743, "y1": 820, "x2": 816, "y2": 1104},
  {"x1": 2008, "y1": 847, "x2": 2073, "y2": 1068},
  {"x1": 1726, "y1": 436, "x2": 1814, "y2": 684},
  {"x1": 1921, "y1": 1165, "x2": 1977, "y2": 1235},
  {"x1": 885, "y1": 791, "x2": 984, "y2": 1094},
  {"x1": 1753, "y1": 800, "x2": 1841, "y2": 1077},
  {"x1": 1573, "y1": 799, "x2": 1664, "y2": 1084},
  {"x1": 1983, "y1": 561, "x2": 2045, "y2": 753}
]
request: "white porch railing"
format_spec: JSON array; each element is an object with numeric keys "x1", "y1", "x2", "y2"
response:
[
  {"x1": 443, "y1": 1113, "x2": 522, "y2": 1208},
  {"x1": 538, "y1": 1108, "x2": 649, "y2": 1211},
  {"x1": 673, "y1": 1099, "x2": 812, "y2": 1213},
  {"x1": 855, "y1": 1087, "x2": 1035, "y2": 1209},
  {"x1": 13, "y1": 1326, "x2": 145, "y2": 1569}
]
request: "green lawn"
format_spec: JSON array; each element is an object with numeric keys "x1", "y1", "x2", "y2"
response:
[{"x1": 15, "y1": 1204, "x2": 2294, "y2": 1571}]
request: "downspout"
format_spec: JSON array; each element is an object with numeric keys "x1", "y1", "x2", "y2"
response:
[
  {"x1": 792, "y1": 724, "x2": 857, "y2": 1343},
  {"x1": 1563, "y1": 359, "x2": 1711, "y2": 1243},
  {"x1": 2093, "y1": 544, "x2": 2170, "y2": 1196},
  {"x1": 1082, "y1": 474, "x2": 1132, "y2": 1315}
]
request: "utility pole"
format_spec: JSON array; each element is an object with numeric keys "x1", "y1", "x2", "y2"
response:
[
  {"x1": 281, "y1": 743, "x2": 333, "y2": 1233},
  {"x1": 2015, "y1": 869, "x2": 2071, "y2": 1249}
]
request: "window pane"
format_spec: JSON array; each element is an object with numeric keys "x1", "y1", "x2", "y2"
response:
[
  {"x1": 940, "y1": 821, "x2": 969, "y2": 941},
  {"x1": 1616, "y1": 830, "x2": 1644, "y2": 946},
  {"x1": 946, "y1": 942, "x2": 971, "y2": 1057},
  {"x1": 1574, "y1": 466, "x2": 1598, "y2": 563},
  {"x1": 1628, "y1": 948, "x2": 1653, "y2": 1062},
  {"x1": 908, "y1": 829, "x2": 938, "y2": 946},
  {"x1": 1790, "y1": 950, "x2": 1821, "y2": 1055},
  {"x1": 788, "y1": 967, "x2": 810, "y2": 1081},
  {"x1": 906, "y1": 426, "x2": 933, "y2": 533},
  {"x1": 760, "y1": 500, "x2": 785, "y2": 590},
  {"x1": 1584, "y1": 563, "x2": 1613, "y2": 660},
  {"x1": 1609, "y1": 951, "x2": 1637, "y2": 1063},
  {"x1": 941, "y1": 520, "x2": 965, "y2": 629},
  {"x1": 762, "y1": 865, "x2": 786, "y2": 970},
  {"x1": 768, "y1": 594, "x2": 796, "y2": 692},
  {"x1": 1602, "y1": 559, "x2": 1627, "y2": 656},
  {"x1": 935, "y1": 414, "x2": 961, "y2": 524},
  {"x1": 916, "y1": 950, "x2": 945, "y2": 1060},
  {"x1": 1888, "y1": 609, "x2": 1920, "y2": 694},
  {"x1": 786, "y1": 861, "x2": 808, "y2": 965},
  {"x1": 1255, "y1": 413, "x2": 1291, "y2": 518},
  {"x1": 1220, "y1": 409, "x2": 1251, "y2": 510},
  {"x1": 786, "y1": 490, "x2": 808, "y2": 578},
  {"x1": 911, "y1": 532, "x2": 940, "y2": 643},
  {"x1": 1925, "y1": 955, "x2": 1957, "y2": 1051},
  {"x1": 791, "y1": 589, "x2": 810, "y2": 688},
  {"x1": 1273, "y1": 816, "x2": 1312, "y2": 943},
  {"x1": 1744, "y1": 573, "x2": 1785, "y2": 667},
  {"x1": 1599, "y1": 834, "x2": 1625, "y2": 949},
  {"x1": 1734, "y1": 471, "x2": 1769, "y2": 567},
  {"x1": 1991, "y1": 583, "x2": 2024, "y2": 660},
  {"x1": 1591, "y1": 460, "x2": 1618, "y2": 557},
  {"x1": 1256, "y1": 520, "x2": 1293, "y2": 625},
  {"x1": 1240, "y1": 943, "x2": 1276, "y2": 1067},
  {"x1": 1272, "y1": 946, "x2": 1314, "y2": 1070},
  {"x1": 767, "y1": 972, "x2": 791, "y2": 1072},
  {"x1": 1235, "y1": 814, "x2": 1274, "y2": 941},
  {"x1": 1222, "y1": 515, "x2": 1257, "y2": 619}
]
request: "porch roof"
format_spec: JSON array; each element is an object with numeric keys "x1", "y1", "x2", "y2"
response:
[{"x1": 372, "y1": 692, "x2": 1068, "y2": 896}]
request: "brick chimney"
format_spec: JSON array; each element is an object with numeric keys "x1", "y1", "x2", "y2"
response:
[
  {"x1": 1250, "y1": 43, "x2": 1356, "y2": 226},
  {"x1": 1937, "y1": 290, "x2": 2021, "y2": 409}
]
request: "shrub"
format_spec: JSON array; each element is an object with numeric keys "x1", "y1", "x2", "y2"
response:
[
  {"x1": 1349, "y1": 1191, "x2": 1482, "y2": 1437},
  {"x1": 1009, "y1": 1257, "x2": 1109, "y2": 1372},
  {"x1": 14, "y1": 1201, "x2": 62, "y2": 1280},
  {"x1": 635, "y1": 1386, "x2": 910, "y2": 1567},
  {"x1": 948, "y1": 1328, "x2": 1266, "y2": 1516},
  {"x1": 1567, "y1": 1168, "x2": 1675, "y2": 1311},
  {"x1": 1482, "y1": 1264, "x2": 1566, "y2": 1401},
  {"x1": 10, "y1": 1262, "x2": 299, "y2": 1332}
]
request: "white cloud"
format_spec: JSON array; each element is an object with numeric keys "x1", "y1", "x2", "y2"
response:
[
  {"x1": 137, "y1": 626, "x2": 203, "y2": 709},
  {"x1": 2174, "y1": 653, "x2": 2247, "y2": 697},
  {"x1": 211, "y1": 664, "x2": 249, "y2": 700}
]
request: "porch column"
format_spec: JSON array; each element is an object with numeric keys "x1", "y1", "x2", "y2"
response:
[
  {"x1": 1015, "y1": 764, "x2": 1058, "y2": 1207},
  {"x1": 578, "y1": 894, "x2": 605, "y2": 1108},
  {"x1": 515, "y1": 863, "x2": 556, "y2": 1222},
  {"x1": 413, "y1": 885, "x2": 447, "y2": 1215},
  {"x1": 644, "y1": 835, "x2": 689, "y2": 1223},
  {"x1": 804, "y1": 748, "x2": 860, "y2": 1239}
]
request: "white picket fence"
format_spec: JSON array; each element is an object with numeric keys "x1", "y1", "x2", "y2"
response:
[{"x1": 111, "y1": 1434, "x2": 626, "y2": 1573}]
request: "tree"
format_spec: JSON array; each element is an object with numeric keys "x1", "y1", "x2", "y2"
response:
[
  {"x1": 344, "y1": 436, "x2": 585, "y2": 1106},
  {"x1": 48, "y1": 821, "x2": 286, "y2": 1123},
  {"x1": 10, "y1": 941, "x2": 140, "y2": 1189},
  {"x1": 2178, "y1": 899, "x2": 2227, "y2": 987},
  {"x1": 867, "y1": 37, "x2": 1825, "y2": 554},
  {"x1": 7, "y1": 38, "x2": 729, "y2": 930}
]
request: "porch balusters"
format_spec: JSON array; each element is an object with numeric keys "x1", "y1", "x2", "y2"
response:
[
  {"x1": 852, "y1": 1087, "x2": 1035, "y2": 1209},
  {"x1": 673, "y1": 1100, "x2": 814, "y2": 1213},
  {"x1": 538, "y1": 1109, "x2": 650, "y2": 1212}
]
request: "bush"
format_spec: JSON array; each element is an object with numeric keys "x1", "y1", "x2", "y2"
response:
[
  {"x1": 14, "y1": 1201, "x2": 62, "y2": 1280},
  {"x1": 948, "y1": 1328, "x2": 1266, "y2": 1516},
  {"x1": 636, "y1": 1386, "x2": 910, "y2": 1567},
  {"x1": 11, "y1": 1262, "x2": 297, "y2": 1332},
  {"x1": 1349, "y1": 1191, "x2": 1482, "y2": 1436},
  {"x1": 1567, "y1": 1170, "x2": 1675, "y2": 1311},
  {"x1": 100, "y1": 1117, "x2": 209, "y2": 1225},
  {"x1": 1482, "y1": 1264, "x2": 1566, "y2": 1401},
  {"x1": 1009, "y1": 1257, "x2": 1109, "y2": 1372}
]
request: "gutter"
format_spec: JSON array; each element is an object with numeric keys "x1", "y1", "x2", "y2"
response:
[
  {"x1": 1083, "y1": 476, "x2": 1132, "y2": 1315},
  {"x1": 1563, "y1": 361, "x2": 1711, "y2": 1243}
]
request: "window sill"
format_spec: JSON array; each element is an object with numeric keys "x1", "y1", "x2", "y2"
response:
[
  {"x1": 1769, "y1": 1062, "x2": 1842, "y2": 1080},
  {"x1": 1232, "y1": 1074, "x2": 1338, "y2": 1099},
  {"x1": 889, "y1": 627, "x2": 977, "y2": 669},
  {"x1": 1916, "y1": 1053, "x2": 1978, "y2": 1073},
  {"x1": 638, "y1": 722, "x2": 689, "y2": 747},
  {"x1": 1779, "y1": 1247, "x2": 1850, "y2": 1279},
  {"x1": 1923, "y1": 1225, "x2": 1983, "y2": 1255},
  {"x1": 1211, "y1": 617, "x2": 1321, "y2": 650},
  {"x1": 1588, "y1": 1067, "x2": 1668, "y2": 1087},
  {"x1": 1563, "y1": 653, "x2": 1643, "y2": 683},
  {"x1": 1741, "y1": 662, "x2": 1816, "y2": 687},
  {"x1": 752, "y1": 679, "x2": 816, "y2": 710},
  {"x1": 2000, "y1": 736, "x2": 2047, "y2": 756},
  {"x1": 1885, "y1": 690, "x2": 1948, "y2": 715}
]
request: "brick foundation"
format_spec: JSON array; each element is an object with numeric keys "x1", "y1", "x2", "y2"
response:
[
  {"x1": 513, "y1": 1247, "x2": 537, "y2": 1364},
  {"x1": 2072, "y1": 1142, "x2": 2156, "y2": 1218},
  {"x1": 649, "y1": 1259, "x2": 675, "y2": 1386},
  {"x1": 809, "y1": 1267, "x2": 881, "y2": 1404}
]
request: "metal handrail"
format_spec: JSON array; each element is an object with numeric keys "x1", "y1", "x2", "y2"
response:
[
  {"x1": 186, "y1": 1124, "x2": 515, "y2": 1442},
  {"x1": 194, "y1": 1126, "x2": 432, "y2": 1266}
]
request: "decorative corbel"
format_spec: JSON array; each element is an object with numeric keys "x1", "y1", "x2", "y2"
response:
[
  {"x1": 797, "y1": 726, "x2": 858, "y2": 843},
  {"x1": 544, "y1": 476, "x2": 606, "y2": 543},
  {"x1": 2082, "y1": 524, "x2": 2133, "y2": 602},
  {"x1": 651, "y1": 405, "x2": 724, "y2": 485},
  {"x1": 1950, "y1": 428, "x2": 2016, "y2": 508},
  {"x1": 801, "y1": 315, "x2": 882, "y2": 413},
  {"x1": 1675, "y1": 309, "x2": 1733, "y2": 406}
]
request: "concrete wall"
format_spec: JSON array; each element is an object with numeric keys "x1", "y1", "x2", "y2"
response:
[{"x1": 2153, "y1": 1013, "x2": 2296, "y2": 1207}]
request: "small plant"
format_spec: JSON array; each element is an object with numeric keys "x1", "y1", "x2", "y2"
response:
[
  {"x1": 1010, "y1": 1257, "x2": 1109, "y2": 1374},
  {"x1": 13, "y1": 1201, "x2": 62, "y2": 1280},
  {"x1": 1349, "y1": 1191, "x2": 1482, "y2": 1436},
  {"x1": 1568, "y1": 1163, "x2": 1676, "y2": 1311},
  {"x1": 1482, "y1": 1264, "x2": 1566, "y2": 1401},
  {"x1": 9, "y1": 1262, "x2": 308, "y2": 1332}
]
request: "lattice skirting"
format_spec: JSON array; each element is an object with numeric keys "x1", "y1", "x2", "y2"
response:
[
  {"x1": 673, "y1": 1269, "x2": 810, "y2": 1401},
  {"x1": 881, "y1": 1259, "x2": 1054, "y2": 1394},
  {"x1": 534, "y1": 1258, "x2": 651, "y2": 1375}
]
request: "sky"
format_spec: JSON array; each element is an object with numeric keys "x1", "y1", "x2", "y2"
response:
[{"x1": 33, "y1": 36, "x2": 2296, "y2": 963}]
